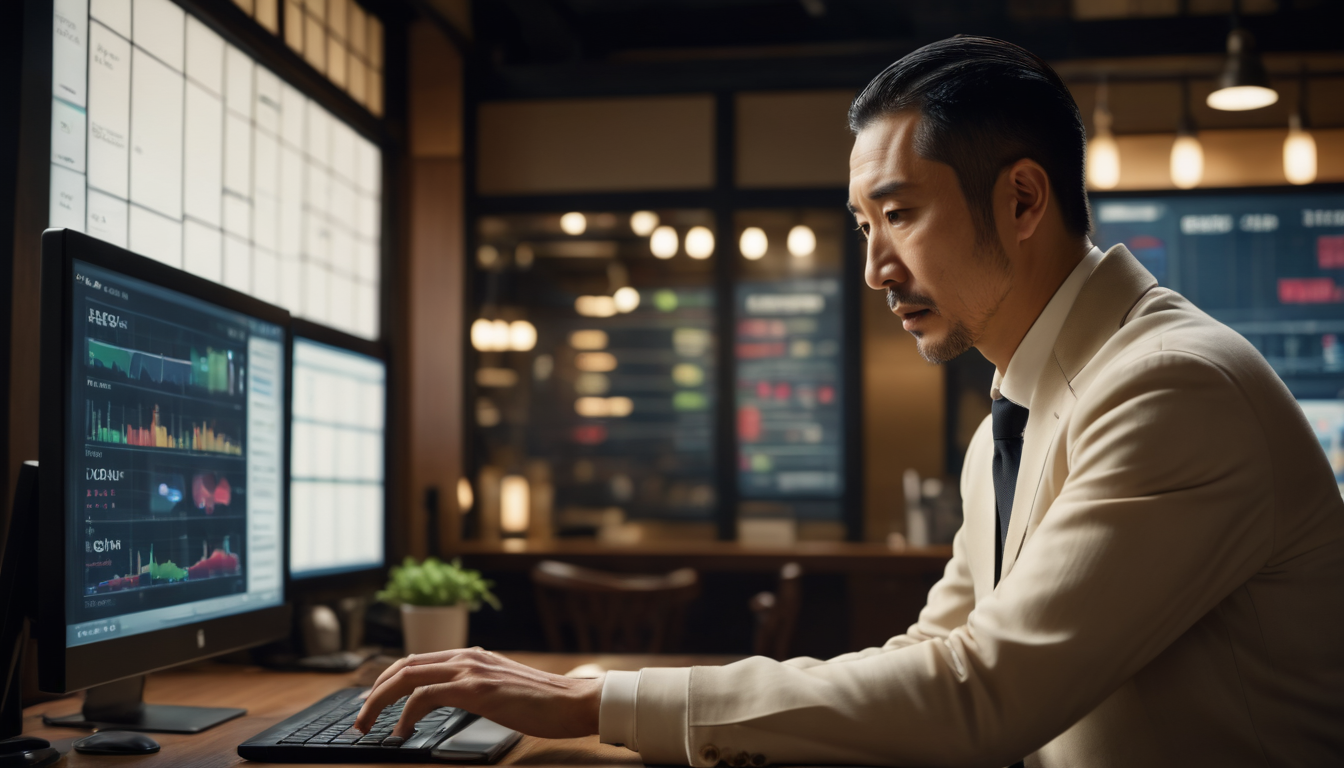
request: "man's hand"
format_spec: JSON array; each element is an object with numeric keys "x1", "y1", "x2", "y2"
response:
[{"x1": 354, "y1": 648, "x2": 603, "y2": 741}]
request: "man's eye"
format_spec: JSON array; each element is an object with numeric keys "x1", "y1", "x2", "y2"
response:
[
  {"x1": 855, "y1": 223, "x2": 870, "y2": 240},
  {"x1": 885, "y1": 209, "x2": 901, "y2": 223}
]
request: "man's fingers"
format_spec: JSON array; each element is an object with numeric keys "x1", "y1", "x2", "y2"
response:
[
  {"x1": 369, "y1": 648, "x2": 471, "y2": 694},
  {"x1": 392, "y1": 682, "x2": 465, "y2": 740},
  {"x1": 356, "y1": 661, "x2": 458, "y2": 732}
]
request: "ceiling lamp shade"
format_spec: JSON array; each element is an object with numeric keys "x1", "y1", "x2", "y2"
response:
[
  {"x1": 1086, "y1": 83, "x2": 1121, "y2": 190},
  {"x1": 685, "y1": 226, "x2": 715, "y2": 260},
  {"x1": 1207, "y1": 28, "x2": 1278, "y2": 111},
  {"x1": 630, "y1": 211, "x2": 659, "y2": 236},
  {"x1": 650, "y1": 225, "x2": 678, "y2": 259}
]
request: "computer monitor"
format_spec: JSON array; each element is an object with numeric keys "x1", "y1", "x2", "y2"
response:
[
  {"x1": 36, "y1": 229, "x2": 291, "y2": 732},
  {"x1": 288, "y1": 320, "x2": 388, "y2": 594}
]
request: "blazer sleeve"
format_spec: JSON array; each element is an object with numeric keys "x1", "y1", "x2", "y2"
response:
[{"x1": 627, "y1": 351, "x2": 1275, "y2": 767}]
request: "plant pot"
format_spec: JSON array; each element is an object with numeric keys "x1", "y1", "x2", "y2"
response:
[{"x1": 400, "y1": 604, "x2": 469, "y2": 655}]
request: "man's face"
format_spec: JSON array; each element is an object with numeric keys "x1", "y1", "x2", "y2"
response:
[{"x1": 848, "y1": 110, "x2": 1012, "y2": 364}]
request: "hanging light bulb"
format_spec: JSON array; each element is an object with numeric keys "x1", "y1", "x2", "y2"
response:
[
  {"x1": 739, "y1": 227, "x2": 768, "y2": 260},
  {"x1": 508, "y1": 320, "x2": 537, "y2": 351},
  {"x1": 787, "y1": 225, "x2": 816, "y2": 258},
  {"x1": 1086, "y1": 81, "x2": 1121, "y2": 190},
  {"x1": 1170, "y1": 81, "x2": 1204, "y2": 190},
  {"x1": 1284, "y1": 73, "x2": 1316, "y2": 186},
  {"x1": 613, "y1": 286, "x2": 641, "y2": 313},
  {"x1": 650, "y1": 225, "x2": 678, "y2": 259},
  {"x1": 684, "y1": 226, "x2": 715, "y2": 260},
  {"x1": 630, "y1": 211, "x2": 659, "y2": 236},
  {"x1": 1207, "y1": 27, "x2": 1278, "y2": 111}
]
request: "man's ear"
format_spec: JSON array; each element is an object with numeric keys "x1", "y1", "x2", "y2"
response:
[{"x1": 1006, "y1": 159, "x2": 1050, "y2": 244}]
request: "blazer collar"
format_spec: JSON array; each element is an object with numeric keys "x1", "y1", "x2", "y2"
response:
[
  {"x1": 1053, "y1": 244, "x2": 1159, "y2": 384},
  {"x1": 997, "y1": 244, "x2": 1159, "y2": 583}
]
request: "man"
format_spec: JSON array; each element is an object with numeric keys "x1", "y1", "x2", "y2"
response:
[{"x1": 357, "y1": 37, "x2": 1344, "y2": 766}]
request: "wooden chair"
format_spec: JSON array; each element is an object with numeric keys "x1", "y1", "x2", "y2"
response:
[
  {"x1": 531, "y1": 560, "x2": 700, "y2": 653},
  {"x1": 749, "y1": 562, "x2": 803, "y2": 660}
]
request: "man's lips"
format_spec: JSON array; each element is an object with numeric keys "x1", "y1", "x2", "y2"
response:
[{"x1": 897, "y1": 307, "x2": 932, "y2": 331}]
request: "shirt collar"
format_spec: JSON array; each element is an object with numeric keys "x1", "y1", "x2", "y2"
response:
[{"x1": 991, "y1": 246, "x2": 1104, "y2": 408}]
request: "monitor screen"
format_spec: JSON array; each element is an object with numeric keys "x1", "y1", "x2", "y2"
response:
[
  {"x1": 1091, "y1": 190, "x2": 1344, "y2": 494},
  {"x1": 289, "y1": 338, "x2": 385, "y2": 580},
  {"x1": 66, "y1": 258, "x2": 284, "y2": 648}
]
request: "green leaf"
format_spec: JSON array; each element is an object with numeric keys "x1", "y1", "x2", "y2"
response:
[{"x1": 376, "y1": 556, "x2": 501, "y2": 610}]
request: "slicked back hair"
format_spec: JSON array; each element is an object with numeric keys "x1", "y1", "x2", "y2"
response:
[{"x1": 849, "y1": 36, "x2": 1092, "y2": 241}]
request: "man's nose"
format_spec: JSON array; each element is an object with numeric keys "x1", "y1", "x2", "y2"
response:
[{"x1": 864, "y1": 235, "x2": 907, "y2": 292}]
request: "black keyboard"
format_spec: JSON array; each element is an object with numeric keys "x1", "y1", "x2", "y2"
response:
[{"x1": 237, "y1": 687, "x2": 521, "y2": 763}]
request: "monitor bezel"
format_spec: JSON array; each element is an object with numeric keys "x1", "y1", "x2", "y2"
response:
[
  {"x1": 38, "y1": 228, "x2": 293, "y2": 694},
  {"x1": 286, "y1": 318, "x2": 391, "y2": 599}
]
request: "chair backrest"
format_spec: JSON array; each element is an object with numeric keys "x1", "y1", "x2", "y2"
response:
[
  {"x1": 530, "y1": 560, "x2": 700, "y2": 654},
  {"x1": 749, "y1": 562, "x2": 803, "y2": 660}
]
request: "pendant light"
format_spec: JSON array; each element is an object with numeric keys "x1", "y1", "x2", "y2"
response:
[
  {"x1": 1206, "y1": 0, "x2": 1278, "y2": 111},
  {"x1": 1170, "y1": 80, "x2": 1204, "y2": 190},
  {"x1": 1086, "y1": 79, "x2": 1121, "y2": 190},
  {"x1": 1283, "y1": 71, "x2": 1317, "y2": 186}
]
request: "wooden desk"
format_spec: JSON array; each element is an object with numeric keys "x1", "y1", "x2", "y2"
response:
[{"x1": 21, "y1": 653, "x2": 744, "y2": 768}]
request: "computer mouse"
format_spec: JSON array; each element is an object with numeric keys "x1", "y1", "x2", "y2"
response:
[{"x1": 73, "y1": 730, "x2": 161, "y2": 755}]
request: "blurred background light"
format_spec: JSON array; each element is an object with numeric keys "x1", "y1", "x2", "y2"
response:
[
  {"x1": 613, "y1": 286, "x2": 641, "y2": 313},
  {"x1": 650, "y1": 225, "x2": 679, "y2": 258},
  {"x1": 685, "y1": 226, "x2": 715, "y2": 259},
  {"x1": 569, "y1": 329, "x2": 609, "y2": 350},
  {"x1": 560, "y1": 212, "x2": 587, "y2": 235},
  {"x1": 575, "y1": 295, "x2": 618, "y2": 317},
  {"x1": 630, "y1": 210, "x2": 660, "y2": 236},
  {"x1": 787, "y1": 225, "x2": 816, "y2": 257},
  {"x1": 739, "y1": 227, "x2": 768, "y2": 260},
  {"x1": 508, "y1": 319, "x2": 537, "y2": 351}
]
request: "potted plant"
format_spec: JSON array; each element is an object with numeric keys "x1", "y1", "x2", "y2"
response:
[{"x1": 377, "y1": 557, "x2": 501, "y2": 655}]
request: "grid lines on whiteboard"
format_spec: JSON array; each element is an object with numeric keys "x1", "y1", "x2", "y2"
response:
[{"x1": 49, "y1": 0, "x2": 382, "y2": 341}]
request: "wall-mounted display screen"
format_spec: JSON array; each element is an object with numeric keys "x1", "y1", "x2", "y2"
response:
[
  {"x1": 1091, "y1": 190, "x2": 1344, "y2": 494},
  {"x1": 49, "y1": 0, "x2": 382, "y2": 340}
]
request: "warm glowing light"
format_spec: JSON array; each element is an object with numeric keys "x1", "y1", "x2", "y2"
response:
[
  {"x1": 630, "y1": 211, "x2": 660, "y2": 236},
  {"x1": 574, "y1": 396, "x2": 633, "y2": 418},
  {"x1": 569, "y1": 330, "x2": 608, "y2": 350},
  {"x1": 470, "y1": 318, "x2": 512, "y2": 352},
  {"x1": 1170, "y1": 134, "x2": 1204, "y2": 190},
  {"x1": 787, "y1": 225, "x2": 816, "y2": 258},
  {"x1": 477, "y1": 245, "x2": 499, "y2": 267},
  {"x1": 457, "y1": 477, "x2": 474, "y2": 513},
  {"x1": 515, "y1": 243, "x2": 534, "y2": 268},
  {"x1": 685, "y1": 226, "x2": 715, "y2": 259},
  {"x1": 650, "y1": 225, "x2": 678, "y2": 259},
  {"x1": 613, "y1": 286, "x2": 641, "y2": 313},
  {"x1": 560, "y1": 212, "x2": 587, "y2": 236},
  {"x1": 575, "y1": 295, "x2": 617, "y2": 317},
  {"x1": 500, "y1": 475, "x2": 530, "y2": 534},
  {"x1": 1284, "y1": 126, "x2": 1317, "y2": 185},
  {"x1": 1207, "y1": 85, "x2": 1278, "y2": 112},
  {"x1": 508, "y1": 320, "x2": 537, "y2": 351},
  {"x1": 1087, "y1": 132, "x2": 1120, "y2": 190},
  {"x1": 575, "y1": 352, "x2": 617, "y2": 372},
  {"x1": 739, "y1": 227, "x2": 768, "y2": 260}
]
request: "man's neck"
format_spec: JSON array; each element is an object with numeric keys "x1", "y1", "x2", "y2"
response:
[{"x1": 979, "y1": 238, "x2": 1092, "y2": 374}]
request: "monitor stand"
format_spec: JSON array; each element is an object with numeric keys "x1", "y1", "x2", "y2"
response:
[
  {"x1": 41, "y1": 675, "x2": 244, "y2": 734},
  {"x1": 0, "y1": 463, "x2": 59, "y2": 766}
]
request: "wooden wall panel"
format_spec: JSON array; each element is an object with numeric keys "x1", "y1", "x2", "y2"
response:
[{"x1": 736, "y1": 90, "x2": 856, "y2": 189}]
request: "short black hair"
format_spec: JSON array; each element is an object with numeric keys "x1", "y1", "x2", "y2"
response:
[{"x1": 849, "y1": 36, "x2": 1091, "y2": 239}]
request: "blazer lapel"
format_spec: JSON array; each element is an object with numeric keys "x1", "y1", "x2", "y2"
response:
[{"x1": 997, "y1": 245, "x2": 1159, "y2": 583}]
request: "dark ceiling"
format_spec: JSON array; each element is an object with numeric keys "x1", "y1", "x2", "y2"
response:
[{"x1": 458, "y1": 0, "x2": 1344, "y2": 98}]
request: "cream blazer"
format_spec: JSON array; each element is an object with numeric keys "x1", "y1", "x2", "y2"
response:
[{"x1": 628, "y1": 245, "x2": 1344, "y2": 767}]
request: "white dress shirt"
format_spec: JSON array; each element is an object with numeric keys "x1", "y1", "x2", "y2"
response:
[
  {"x1": 598, "y1": 244, "x2": 1106, "y2": 750},
  {"x1": 992, "y1": 245, "x2": 1104, "y2": 407}
]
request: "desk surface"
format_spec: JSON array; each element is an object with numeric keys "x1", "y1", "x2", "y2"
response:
[{"x1": 22, "y1": 653, "x2": 743, "y2": 768}]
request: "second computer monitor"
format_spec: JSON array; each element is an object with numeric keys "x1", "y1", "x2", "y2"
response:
[{"x1": 289, "y1": 322, "x2": 388, "y2": 593}]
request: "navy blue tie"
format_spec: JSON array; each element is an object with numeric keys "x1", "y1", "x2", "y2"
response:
[{"x1": 991, "y1": 397, "x2": 1030, "y2": 587}]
